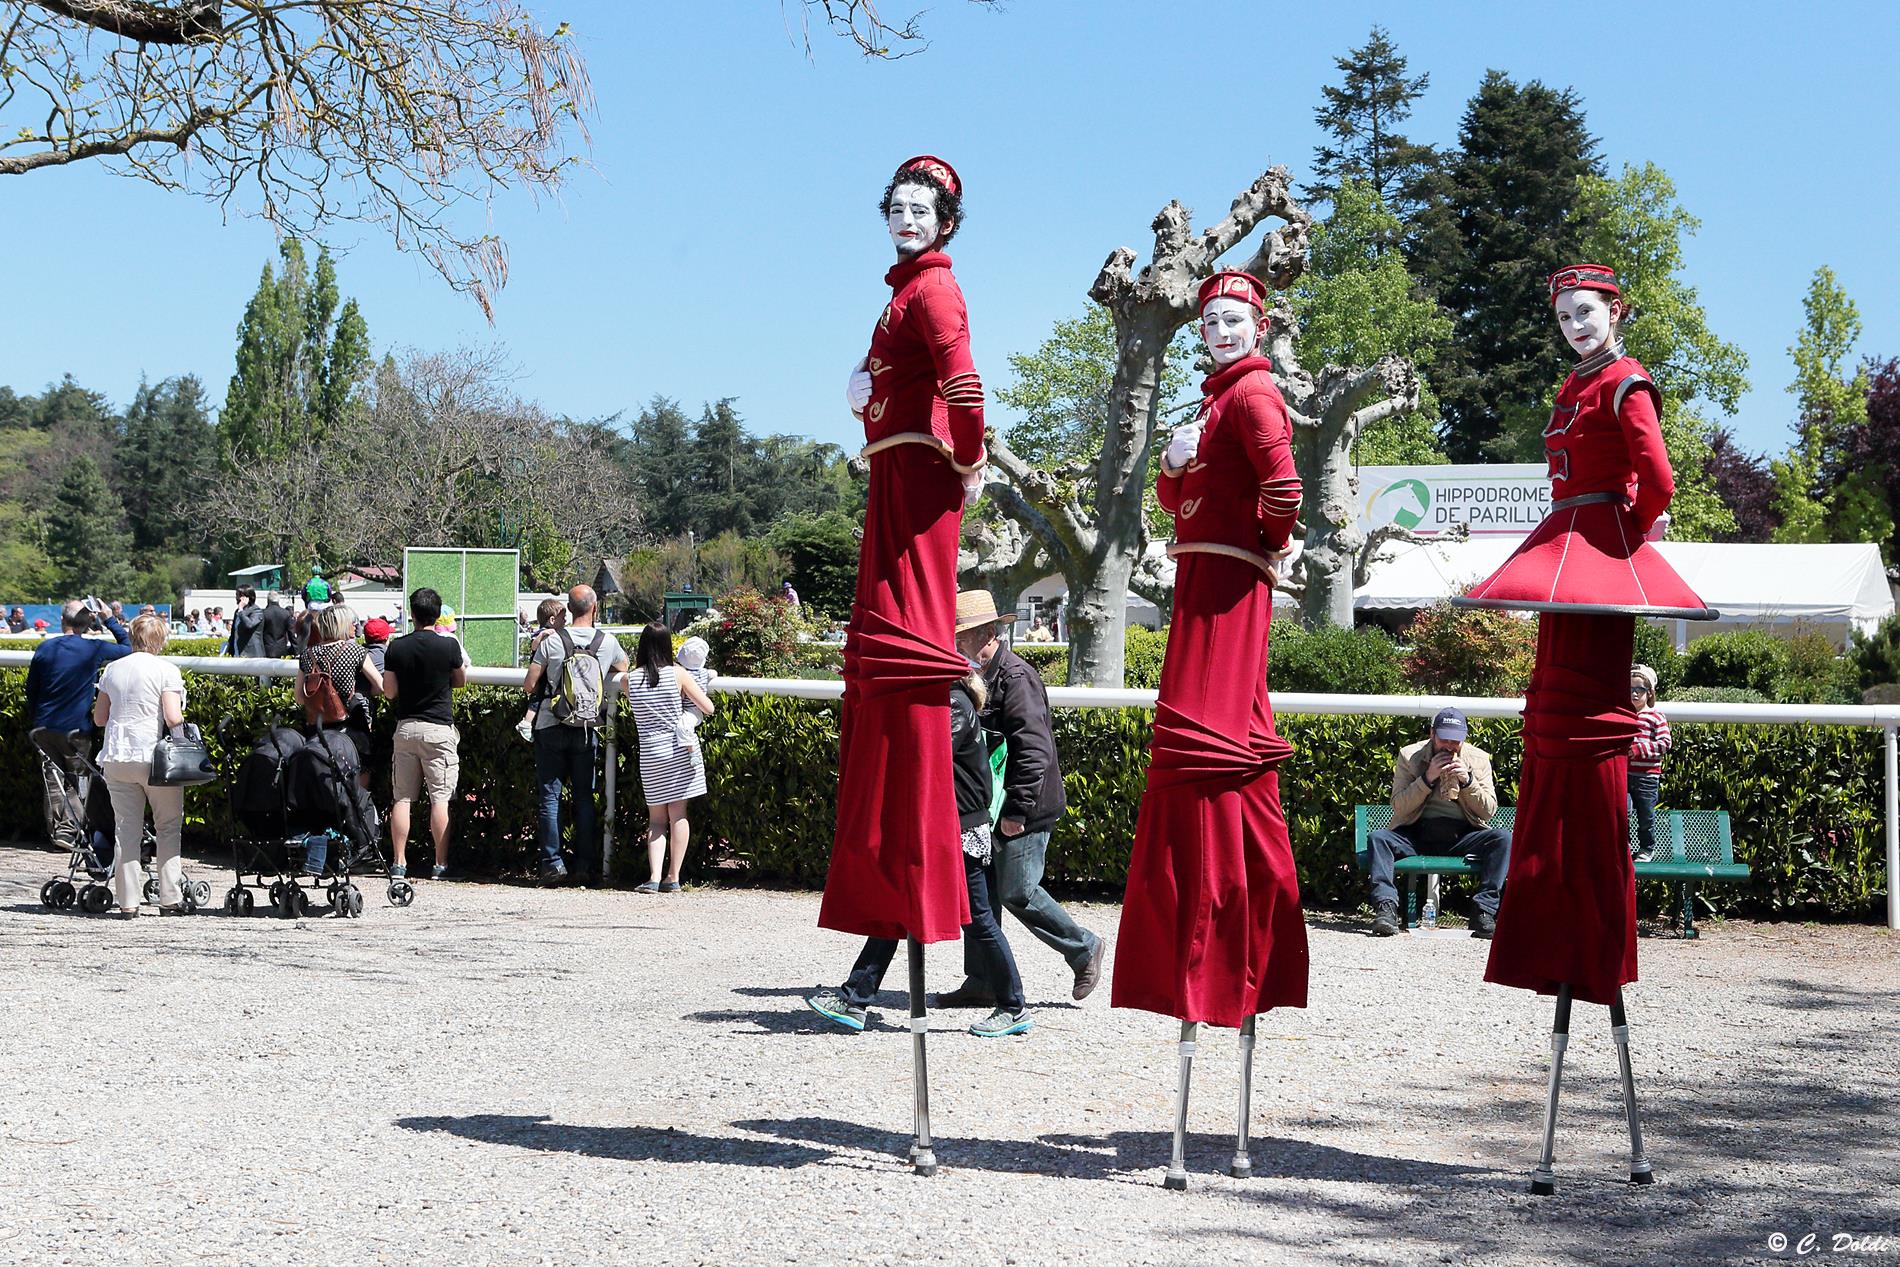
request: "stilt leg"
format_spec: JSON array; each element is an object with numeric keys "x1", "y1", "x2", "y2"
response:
[
  {"x1": 1611, "y1": 989, "x2": 1654, "y2": 1185},
  {"x1": 1164, "y1": 1021, "x2": 1199, "y2": 1191},
  {"x1": 1229, "y1": 1016, "x2": 1257, "y2": 1179},
  {"x1": 1529, "y1": 986, "x2": 1573, "y2": 1197},
  {"x1": 907, "y1": 937, "x2": 937, "y2": 1176}
]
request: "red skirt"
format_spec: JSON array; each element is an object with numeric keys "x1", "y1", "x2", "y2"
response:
[
  {"x1": 1484, "y1": 613, "x2": 1640, "y2": 1005},
  {"x1": 818, "y1": 443, "x2": 970, "y2": 944},
  {"x1": 1457, "y1": 497, "x2": 1715, "y2": 619},
  {"x1": 1111, "y1": 553, "x2": 1307, "y2": 1027}
]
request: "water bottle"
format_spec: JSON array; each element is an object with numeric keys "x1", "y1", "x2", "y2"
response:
[{"x1": 1420, "y1": 896, "x2": 1438, "y2": 931}]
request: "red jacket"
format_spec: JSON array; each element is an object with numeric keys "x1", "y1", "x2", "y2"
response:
[
  {"x1": 1545, "y1": 346, "x2": 1671, "y2": 533},
  {"x1": 1157, "y1": 356, "x2": 1302, "y2": 564},
  {"x1": 859, "y1": 251, "x2": 986, "y2": 471}
]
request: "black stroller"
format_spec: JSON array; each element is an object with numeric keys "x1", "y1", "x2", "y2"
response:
[
  {"x1": 220, "y1": 719, "x2": 415, "y2": 917},
  {"x1": 31, "y1": 727, "x2": 212, "y2": 914}
]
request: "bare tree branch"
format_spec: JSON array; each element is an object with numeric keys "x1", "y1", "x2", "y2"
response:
[
  {"x1": 785, "y1": 0, "x2": 1000, "y2": 60},
  {"x1": 30, "y1": 0, "x2": 222, "y2": 44}
]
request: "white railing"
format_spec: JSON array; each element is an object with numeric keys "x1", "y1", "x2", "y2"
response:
[{"x1": 5, "y1": 650, "x2": 1895, "y2": 929}]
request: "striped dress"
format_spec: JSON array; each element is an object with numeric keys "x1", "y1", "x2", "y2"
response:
[{"x1": 628, "y1": 667, "x2": 706, "y2": 806}]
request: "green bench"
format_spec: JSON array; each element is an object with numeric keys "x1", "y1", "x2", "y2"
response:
[{"x1": 1351, "y1": 804, "x2": 1749, "y2": 938}]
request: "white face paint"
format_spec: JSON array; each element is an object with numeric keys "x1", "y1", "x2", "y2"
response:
[
  {"x1": 887, "y1": 181, "x2": 942, "y2": 258},
  {"x1": 1200, "y1": 296, "x2": 1260, "y2": 367},
  {"x1": 1553, "y1": 288, "x2": 1620, "y2": 359}
]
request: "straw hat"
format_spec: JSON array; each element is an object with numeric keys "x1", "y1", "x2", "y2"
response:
[{"x1": 954, "y1": 590, "x2": 1018, "y2": 632}]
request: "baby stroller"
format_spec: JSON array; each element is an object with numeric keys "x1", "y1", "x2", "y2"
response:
[
  {"x1": 31, "y1": 727, "x2": 212, "y2": 914},
  {"x1": 221, "y1": 719, "x2": 414, "y2": 917}
]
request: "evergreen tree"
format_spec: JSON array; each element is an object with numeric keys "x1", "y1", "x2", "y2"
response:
[
  {"x1": 1308, "y1": 25, "x2": 1440, "y2": 223},
  {"x1": 687, "y1": 398, "x2": 756, "y2": 538},
  {"x1": 117, "y1": 376, "x2": 219, "y2": 552},
  {"x1": 45, "y1": 455, "x2": 138, "y2": 598},
  {"x1": 629, "y1": 396, "x2": 695, "y2": 538},
  {"x1": 1772, "y1": 267, "x2": 1871, "y2": 544},
  {"x1": 1415, "y1": 71, "x2": 1601, "y2": 462}
]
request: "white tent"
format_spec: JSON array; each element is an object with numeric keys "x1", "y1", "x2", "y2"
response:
[{"x1": 1334, "y1": 537, "x2": 1894, "y2": 645}]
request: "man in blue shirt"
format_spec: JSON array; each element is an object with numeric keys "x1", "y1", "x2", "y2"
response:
[{"x1": 26, "y1": 600, "x2": 132, "y2": 735}]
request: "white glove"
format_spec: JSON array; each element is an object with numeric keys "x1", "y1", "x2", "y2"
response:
[
  {"x1": 961, "y1": 468, "x2": 985, "y2": 509},
  {"x1": 846, "y1": 360, "x2": 873, "y2": 414},
  {"x1": 1164, "y1": 422, "x2": 1202, "y2": 472},
  {"x1": 1644, "y1": 511, "x2": 1670, "y2": 543}
]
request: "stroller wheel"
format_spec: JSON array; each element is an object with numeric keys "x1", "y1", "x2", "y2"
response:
[
  {"x1": 268, "y1": 880, "x2": 286, "y2": 909},
  {"x1": 142, "y1": 877, "x2": 158, "y2": 905},
  {"x1": 40, "y1": 879, "x2": 58, "y2": 909},
  {"x1": 281, "y1": 887, "x2": 309, "y2": 919},
  {"x1": 387, "y1": 879, "x2": 415, "y2": 908},
  {"x1": 224, "y1": 887, "x2": 244, "y2": 915},
  {"x1": 78, "y1": 885, "x2": 112, "y2": 915},
  {"x1": 51, "y1": 880, "x2": 77, "y2": 909},
  {"x1": 179, "y1": 886, "x2": 199, "y2": 914},
  {"x1": 236, "y1": 889, "x2": 256, "y2": 916},
  {"x1": 336, "y1": 885, "x2": 364, "y2": 919},
  {"x1": 191, "y1": 879, "x2": 212, "y2": 906}
]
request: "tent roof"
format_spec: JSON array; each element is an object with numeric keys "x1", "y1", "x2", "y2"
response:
[{"x1": 1333, "y1": 538, "x2": 1894, "y2": 626}]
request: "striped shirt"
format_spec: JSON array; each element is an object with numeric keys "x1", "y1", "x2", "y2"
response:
[{"x1": 1629, "y1": 706, "x2": 1671, "y2": 773}]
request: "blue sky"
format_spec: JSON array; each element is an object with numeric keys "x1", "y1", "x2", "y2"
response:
[{"x1": 4, "y1": 1, "x2": 1897, "y2": 462}]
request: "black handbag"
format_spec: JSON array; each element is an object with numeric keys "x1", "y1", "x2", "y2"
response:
[{"x1": 150, "y1": 723, "x2": 216, "y2": 786}]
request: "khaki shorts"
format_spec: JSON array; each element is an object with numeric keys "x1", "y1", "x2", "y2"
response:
[{"x1": 391, "y1": 719, "x2": 459, "y2": 804}]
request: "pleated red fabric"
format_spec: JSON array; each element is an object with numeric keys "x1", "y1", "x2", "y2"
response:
[
  {"x1": 1483, "y1": 612, "x2": 1641, "y2": 1005},
  {"x1": 818, "y1": 439, "x2": 971, "y2": 944},
  {"x1": 1112, "y1": 552, "x2": 1308, "y2": 1027}
]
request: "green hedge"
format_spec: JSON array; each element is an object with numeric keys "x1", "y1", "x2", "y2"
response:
[
  {"x1": 6, "y1": 669, "x2": 1886, "y2": 919},
  {"x1": 0, "y1": 636, "x2": 230, "y2": 658}
]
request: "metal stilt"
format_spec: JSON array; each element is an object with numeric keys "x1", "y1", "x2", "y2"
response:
[
  {"x1": 1229, "y1": 1015, "x2": 1257, "y2": 1179},
  {"x1": 1164, "y1": 1020, "x2": 1198, "y2": 1191},
  {"x1": 1611, "y1": 989, "x2": 1654, "y2": 1185},
  {"x1": 1529, "y1": 986, "x2": 1573, "y2": 1196},
  {"x1": 907, "y1": 937, "x2": 937, "y2": 1176}
]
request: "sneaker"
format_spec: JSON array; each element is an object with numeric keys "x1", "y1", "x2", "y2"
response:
[
  {"x1": 1072, "y1": 938, "x2": 1106, "y2": 1001},
  {"x1": 634, "y1": 881, "x2": 660, "y2": 894},
  {"x1": 389, "y1": 864, "x2": 407, "y2": 879},
  {"x1": 430, "y1": 865, "x2": 449, "y2": 881},
  {"x1": 970, "y1": 1007, "x2": 1033, "y2": 1038},
  {"x1": 932, "y1": 979, "x2": 996, "y2": 1009},
  {"x1": 515, "y1": 717, "x2": 535, "y2": 742},
  {"x1": 805, "y1": 989, "x2": 866, "y2": 1032},
  {"x1": 1371, "y1": 901, "x2": 1402, "y2": 937},
  {"x1": 658, "y1": 880, "x2": 681, "y2": 893},
  {"x1": 539, "y1": 863, "x2": 569, "y2": 887},
  {"x1": 1469, "y1": 908, "x2": 1497, "y2": 940},
  {"x1": 1633, "y1": 849, "x2": 1655, "y2": 863}
]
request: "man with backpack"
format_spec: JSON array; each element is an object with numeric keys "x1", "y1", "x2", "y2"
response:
[{"x1": 521, "y1": 584, "x2": 628, "y2": 886}]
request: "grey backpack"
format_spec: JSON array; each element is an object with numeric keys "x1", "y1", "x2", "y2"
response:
[{"x1": 550, "y1": 628, "x2": 607, "y2": 728}]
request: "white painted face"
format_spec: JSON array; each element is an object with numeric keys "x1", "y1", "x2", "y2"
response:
[
  {"x1": 1200, "y1": 296, "x2": 1260, "y2": 367},
  {"x1": 1553, "y1": 288, "x2": 1620, "y2": 359},
  {"x1": 887, "y1": 182, "x2": 942, "y2": 257}
]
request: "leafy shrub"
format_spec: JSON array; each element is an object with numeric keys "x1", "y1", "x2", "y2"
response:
[
  {"x1": 1669, "y1": 686, "x2": 1771, "y2": 704},
  {"x1": 1849, "y1": 611, "x2": 1900, "y2": 692},
  {"x1": 1682, "y1": 630, "x2": 1787, "y2": 697},
  {"x1": 1402, "y1": 601, "x2": 1536, "y2": 696},
  {"x1": 1271, "y1": 620, "x2": 1407, "y2": 695},
  {"x1": 0, "y1": 635, "x2": 228, "y2": 658},
  {"x1": 1775, "y1": 629, "x2": 1857, "y2": 705},
  {"x1": 1122, "y1": 626, "x2": 1169, "y2": 690},
  {"x1": 706, "y1": 585, "x2": 801, "y2": 677},
  {"x1": 1017, "y1": 644, "x2": 1066, "y2": 686},
  {"x1": 1630, "y1": 619, "x2": 1683, "y2": 698}
]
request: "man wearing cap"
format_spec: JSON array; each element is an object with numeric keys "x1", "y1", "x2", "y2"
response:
[
  {"x1": 935, "y1": 590, "x2": 1103, "y2": 1008},
  {"x1": 1364, "y1": 706, "x2": 1509, "y2": 938}
]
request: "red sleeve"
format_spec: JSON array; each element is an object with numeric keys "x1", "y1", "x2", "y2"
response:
[
  {"x1": 1235, "y1": 383, "x2": 1303, "y2": 552},
  {"x1": 1156, "y1": 466, "x2": 1184, "y2": 514},
  {"x1": 1616, "y1": 380, "x2": 1673, "y2": 534},
  {"x1": 910, "y1": 279, "x2": 986, "y2": 468}
]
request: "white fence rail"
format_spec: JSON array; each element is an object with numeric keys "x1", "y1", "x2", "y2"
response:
[{"x1": 5, "y1": 651, "x2": 1894, "y2": 929}]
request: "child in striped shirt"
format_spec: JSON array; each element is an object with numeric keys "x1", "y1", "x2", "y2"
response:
[{"x1": 1628, "y1": 664, "x2": 1671, "y2": 861}]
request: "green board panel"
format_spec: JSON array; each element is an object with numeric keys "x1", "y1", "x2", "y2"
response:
[
  {"x1": 458, "y1": 616, "x2": 518, "y2": 670},
  {"x1": 402, "y1": 548, "x2": 520, "y2": 668},
  {"x1": 463, "y1": 554, "x2": 517, "y2": 617},
  {"x1": 405, "y1": 551, "x2": 465, "y2": 608}
]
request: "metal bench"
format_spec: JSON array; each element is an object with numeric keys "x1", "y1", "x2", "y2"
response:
[{"x1": 1351, "y1": 804, "x2": 1748, "y2": 938}]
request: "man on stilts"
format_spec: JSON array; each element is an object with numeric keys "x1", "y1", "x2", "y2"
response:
[
  {"x1": 806, "y1": 155, "x2": 987, "y2": 1176},
  {"x1": 1110, "y1": 270, "x2": 1308, "y2": 1190},
  {"x1": 1455, "y1": 263, "x2": 1717, "y2": 1194}
]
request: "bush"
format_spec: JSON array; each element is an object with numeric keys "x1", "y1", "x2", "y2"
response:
[
  {"x1": 1630, "y1": 619, "x2": 1683, "y2": 698},
  {"x1": 1850, "y1": 611, "x2": 1900, "y2": 692},
  {"x1": 1271, "y1": 621, "x2": 1407, "y2": 695},
  {"x1": 706, "y1": 586, "x2": 802, "y2": 677},
  {"x1": 1402, "y1": 601, "x2": 1536, "y2": 696},
  {"x1": 0, "y1": 635, "x2": 228, "y2": 658},
  {"x1": 1682, "y1": 630, "x2": 1787, "y2": 697},
  {"x1": 1016, "y1": 644, "x2": 1066, "y2": 686},
  {"x1": 1775, "y1": 629, "x2": 1857, "y2": 705},
  {"x1": 1669, "y1": 686, "x2": 1771, "y2": 704},
  {"x1": 1122, "y1": 625, "x2": 1168, "y2": 690}
]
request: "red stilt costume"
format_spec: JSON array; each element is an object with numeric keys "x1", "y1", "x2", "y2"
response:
[
  {"x1": 1454, "y1": 263, "x2": 1717, "y2": 1195},
  {"x1": 819, "y1": 157, "x2": 987, "y2": 946},
  {"x1": 1112, "y1": 271, "x2": 1309, "y2": 1030}
]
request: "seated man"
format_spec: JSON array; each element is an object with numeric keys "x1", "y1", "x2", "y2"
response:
[{"x1": 1367, "y1": 706, "x2": 1510, "y2": 939}]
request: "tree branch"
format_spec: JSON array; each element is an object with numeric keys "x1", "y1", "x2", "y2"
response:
[
  {"x1": 29, "y1": 0, "x2": 222, "y2": 45},
  {"x1": 986, "y1": 429, "x2": 1095, "y2": 559},
  {"x1": 1353, "y1": 521, "x2": 1469, "y2": 586}
]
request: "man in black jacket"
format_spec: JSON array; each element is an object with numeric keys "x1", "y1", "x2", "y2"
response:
[
  {"x1": 937, "y1": 591, "x2": 1106, "y2": 1004},
  {"x1": 258, "y1": 592, "x2": 293, "y2": 658}
]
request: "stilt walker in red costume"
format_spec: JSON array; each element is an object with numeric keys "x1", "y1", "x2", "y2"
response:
[
  {"x1": 1111, "y1": 271, "x2": 1308, "y2": 1191},
  {"x1": 810, "y1": 156, "x2": 986, "y2": 1176},
  {"x1": 1454, "y1": 264, "x2": 1717, "y2": 1195}
]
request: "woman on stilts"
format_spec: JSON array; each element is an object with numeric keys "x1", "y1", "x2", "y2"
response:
[
  {"x1": 1455, "y1": 263, "x2": 1718, "y2": 1194},
  {"x1": 1111, "y1": 270, "x2": 1308, "y2": 1191}
]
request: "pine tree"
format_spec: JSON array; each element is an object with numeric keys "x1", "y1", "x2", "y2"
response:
[
  {"x1": 687, "y1": 399, "x2": 756, "y2": 538},
  {"x1": 630, "y1": 396, "x2": 694, "y2": 538},
  {"x1": 118, "y1": 376, "x2": 218, "y2": 552},
  {"x1": 1308, "y1": 26, "x2": 1440, "y2": 223},
  {"x1": 1415, "y1": 71, "x2": 1601, "y2": 462},
  {"x1": 45, "y1": 454, "x2": 138, "y2": 599}
]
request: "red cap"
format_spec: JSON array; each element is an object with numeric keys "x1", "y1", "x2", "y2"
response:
[
  {"x1": 1548, "y1": 263, "x2": 1621, "y2": 304},
  {"x1": 33, "y1": 618, "x2": 48, "y2": 629},
  {"x1": 1198, "y1": 270, "x2": 1268, "y2": 315},
  {"x1": 363, "y1": 617, "x2": 392, "y2": 642},
  {"x1": 895, "y1": 154, "x2": 961, "y2": 197}
]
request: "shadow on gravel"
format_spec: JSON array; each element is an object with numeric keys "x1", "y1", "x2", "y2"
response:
[
  {"x1": 396, "y1": 1113, "x2": 832, "y2": 1168},
  {"x1": 682, "y1": 1007, "x2": 842, "y2": 1035},
  {"x1": 731, "y1": 1116, "x2": 1487, "y2": 1186}
]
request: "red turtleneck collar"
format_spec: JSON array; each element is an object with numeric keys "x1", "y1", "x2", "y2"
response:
[
  {"x1": 886, "y1": 250, "x2": 953, "y2": 290},
  {"x1": 1201, "y1": 354, "x2": 1274, "y2": 397}
]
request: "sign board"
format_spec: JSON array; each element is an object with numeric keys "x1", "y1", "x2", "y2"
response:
[
  {"x1": 402, "y1": 547, "x2": 521, "y2": 667},
  {"x1": 1357, "y1": 464, "x2": 1550, "y2": 538}
]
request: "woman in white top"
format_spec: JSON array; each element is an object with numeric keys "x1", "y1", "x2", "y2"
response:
[
  {"x1": 93, "y1": 614, "x2": 188, "y2": 917},
  {"x1": 627, "y1": 624, "x2": 715, "y2": 894}
]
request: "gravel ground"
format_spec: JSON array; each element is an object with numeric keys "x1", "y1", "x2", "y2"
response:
[{"x1": 1, "y1": 840, "x2": 1896, "y2": 1267}]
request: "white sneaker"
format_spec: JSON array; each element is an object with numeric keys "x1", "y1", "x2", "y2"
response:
[{"x1": 515, "y1": 717, "x2": 535, "y2": 742}]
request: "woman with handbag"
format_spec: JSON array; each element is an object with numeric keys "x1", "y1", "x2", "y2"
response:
[{"x1": 93, "y1": 614, "x2": 189, "y2": 917}]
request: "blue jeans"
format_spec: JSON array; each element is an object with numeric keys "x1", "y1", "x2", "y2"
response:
[
  {"x1": 1366, "y1": 821, "x2": 1511, "y2": 917},
  {"x1": 1628, "y1": 771, "x2": 1661, "y2": 856},
  {"x1": 842, "y1": 852, "x2": 1025, "y2": 1012},
  {"x1": 534, "y1": 726, "x2": 598, "y2": 875},
  {"x1": 968, "y1": 828, "x2": 1099, "y2": 973}
]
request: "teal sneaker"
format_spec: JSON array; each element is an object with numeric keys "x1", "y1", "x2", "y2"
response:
[
  {"x1": 806, "y1": 989, "x2": 866, "y2": 1033},
  {"x1": 970, "y1": 1007, "x2": 1033, "y2": 1038}
]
